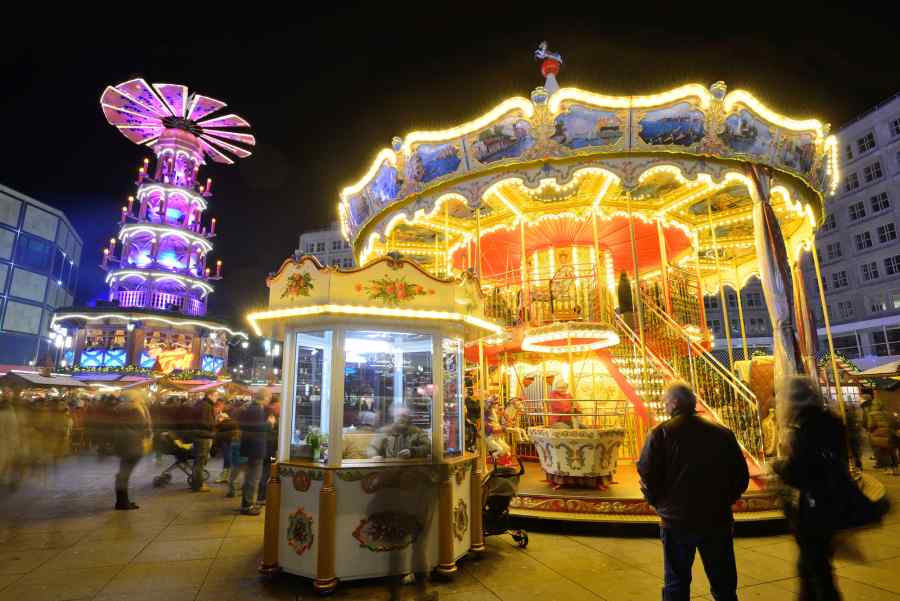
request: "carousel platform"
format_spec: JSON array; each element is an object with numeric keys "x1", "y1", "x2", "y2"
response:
[{"x1": 508, "y1": 461, "x2": 785, "y2": 524}]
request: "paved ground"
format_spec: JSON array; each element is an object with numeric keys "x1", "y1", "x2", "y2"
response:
[{"x1": 2, "y1": 455, "x2": 900, "y2": 601}]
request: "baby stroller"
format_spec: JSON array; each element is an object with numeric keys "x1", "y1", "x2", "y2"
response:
[
  {"x1": 152, "y1": 431, "x2": 208, "y2": 487},
  {"x1": 482, "y1": 453, "x2": 528, "y2": 548}
]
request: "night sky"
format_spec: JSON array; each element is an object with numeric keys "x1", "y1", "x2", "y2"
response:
[{"x1": 2, "y1": 9, "x2": 897, "y2": 330}]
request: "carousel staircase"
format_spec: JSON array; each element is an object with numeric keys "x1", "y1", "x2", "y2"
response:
[{"x1": 605, "y1": 296, "x2": 765, "y2": 472}]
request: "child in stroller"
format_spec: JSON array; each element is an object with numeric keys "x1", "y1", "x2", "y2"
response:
[
  {"x1": 152, "y1": 431, "x2": 209, "y2": 487},
  {"x1": 482, "y1": 453, "x2": 528, "y2": 548}
]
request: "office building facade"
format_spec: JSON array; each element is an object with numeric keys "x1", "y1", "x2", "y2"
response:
[
  {"x1": 0, "y1": 184, "x2": 82, "y2": 365},
  {"x1": 299, "y1": 222, "x2": 355, "y2": 268}
]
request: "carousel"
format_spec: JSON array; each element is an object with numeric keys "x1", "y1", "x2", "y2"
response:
[{"x1": 333, "y1": 43, "x2": 849, "y2": 523}]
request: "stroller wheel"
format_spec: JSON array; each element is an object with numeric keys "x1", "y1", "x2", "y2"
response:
[{"x1": 512, "y1": 530, "x2": 528, "y2": 548}]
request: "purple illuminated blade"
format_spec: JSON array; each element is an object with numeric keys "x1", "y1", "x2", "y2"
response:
[
  {"x1": 196, "y1": 113, "x2": 250, "y2": 129},
  {"x1": 101, "y1": 86, "x2": 163, "y2": 120},
  {"x1": 197, "y1": 138, "x2": 235, "y2": 164},
  {"x1": 200, "y1": 134, "x2": 253, "y2": 158},
  {"x1": 186, "y1": 95, "x2": 227, "y2": 123},
  {"x1": 202, "y1": 129, "x2": 256, "y2": 146},
  {"x1": 102, "y1": 104, "x2": 161, "y2": 128},
  {"x1": 153, "y1": 83, "x2": 189, "y2": 118},
  {"x1": 117, "y1": 125, "x2": 163, "y2": 145},
  {"x1": 113, "y1": 79, "x2": 172, "y2": 117}
]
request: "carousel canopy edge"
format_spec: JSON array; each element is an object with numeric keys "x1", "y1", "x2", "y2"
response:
[{"x1": 338, "y1": 82, "x2": 836, "y2": 253}]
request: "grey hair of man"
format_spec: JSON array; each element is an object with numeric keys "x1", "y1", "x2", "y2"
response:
[
  {"x1": 252, "y1": 388, "x2": 271, "y2": 404},
  {"x1": 663, "y1": 381, "x2": 697, "y2": 417}
]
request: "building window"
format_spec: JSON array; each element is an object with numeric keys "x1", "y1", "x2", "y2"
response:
[
  {"x1": 315, "y1": 242, "x2": 325, "y2": 252},
  {"x1": 704, "y1": 296, "x2": 719, "y2": 310},
  {"x1": 748, "y1": 317, "x2": 767, "y2": 335},
  {"x1": 872, "y1": 328, "x2": 900, "y2": 357},
  {"x1": 845, "y1": 144, "x2": 854, "y2": 161},
  {"x1": 332, "y1": 240, "x2": 341, "y2": 250},
  {"x1": 833, "y1": 334, "x2": 861, "y2": 358},
  {"x1": 837, "y1": 301, "x2": 855, "y2": 318},
  {"x1": 821, "y1": 213, "x2": 836, "y2": 232},
  {"x1": 14, "y1": 232, "x2": 54, "y2": 273},
  {"x1": 849, "y1": 201, "x2": 866, "y2": 221},
  {"x1": 727, "y1": 292, "x2": 737, "y2": 308},
  {"x1": 855, "y1": 231, "x2": 873, "y2": 250},
  {"x1": 878, "y1": 223, "x2": 897, "y2": 243},
  {"x1": 871, "y1": 192, "x2": 891, "y2": 213},
  {"x1": 745, "y1": 291, "x2": 763, "y2": 307},
  {"x1": 892, "y1": 118, "x2": 900, "y2": 138},
  {"x1": 885, "y1": 255, "x2": 900, "y2": 275},
  {"x1": 342, "y1": 258, "x2": 353, "y2": 268},
  {"x1": 857, "y1": 132, "x2": 876, "y2": 154},
  {"x1": 825, "y1": 242, "x2": 842, "y2": 261},
  {"x1": 871, "y1": 297, "x2": 888, "y2": 314},
  {"x1": 305, "y1": 243, "x2": 315, "y2": 253},
  {"x1": 863, "y1": 161, "x2": 884, "y2": 183},
  {"x1": 707, "y1": 319, "x2": 721, "y2": 334},
  {"x1": 831, "y1": 271, "x2": 849, "y2": 289},
  {"x1": 844, "y1": 173, "x2": 860, "y2": 192},
  {"x1": 862, "y1": 261, "x2": 880, "y2": 281}
]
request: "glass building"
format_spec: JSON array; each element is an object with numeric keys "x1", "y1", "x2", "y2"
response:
[{"x1": 0, "y1": 184, "x2": 82, "y2": 365}]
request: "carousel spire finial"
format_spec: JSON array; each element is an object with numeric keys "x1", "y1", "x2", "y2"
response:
[{"x1": 535, "y1": 41, "x2": 563, "y2": 94}]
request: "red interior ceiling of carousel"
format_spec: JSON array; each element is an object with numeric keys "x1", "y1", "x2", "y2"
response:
[{"x1": 451, "y1": 215, "x2": 692, "y2": 278}]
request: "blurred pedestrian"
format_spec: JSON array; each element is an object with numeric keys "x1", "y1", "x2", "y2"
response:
[
  {"x1": 637, "y1": 381, "x2": 749, "y2": 601},
  {"x1": 215, "y1": 400, "x2": 241, "y2": 484},
  {"x1": 112, "y1": 392, "x2": 152, "y2": 510},
  {"x1": 257, "y1": 395, "x2": 280, "y2": 503},
  {"x1": 845, "y1": 403, "x2": 864, "y2": 471},
  {"x1": 190, "y1": 392, "x2": 217, "y2": 492},
  {"x1": 0, "y1": 387, "x2": 20, "y2": 490},
  {"x1": 235, "y1": 389, "x2": 270, "y2": 515},
  {"x1": 867, "y1": 399, "x2": 898, "y2": 474},
  {"x1": 773, "y1": 376, "x2": 848, "y2": 601}
]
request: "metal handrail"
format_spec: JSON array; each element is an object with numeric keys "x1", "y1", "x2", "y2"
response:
[
  {"x1": 637, "y1": 293, "x2": 764, "y2": 463},
  {"x1": 641, "y1": 295, "x2": 758, "y2": 406}
]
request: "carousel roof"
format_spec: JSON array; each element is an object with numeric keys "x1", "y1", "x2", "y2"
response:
[{"x1": 337, "y1": 60, "x2": 836, "y2": 288}]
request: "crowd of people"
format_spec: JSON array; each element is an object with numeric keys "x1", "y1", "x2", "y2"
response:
[{"x1": 0, "y1": 386, "x2": 280, "y2": 516}]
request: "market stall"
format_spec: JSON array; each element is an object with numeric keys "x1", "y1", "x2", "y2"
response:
[{"x1": 247, "y1": 254, "x2": 502, "y2": 593}]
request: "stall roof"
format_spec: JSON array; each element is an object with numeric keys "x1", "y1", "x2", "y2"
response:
[
  {"x1": 858, "y1": 360, "x2": 900, "y2": 378},
  {"x1": 0, "y1": 371, "x2": 87, "y2": 388}
]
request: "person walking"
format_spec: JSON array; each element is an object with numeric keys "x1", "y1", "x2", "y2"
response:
[
  {"x1": 112, "y1": 392, "x2": 152, "y2": 510},
  {"x1": 773, "y1": 376, "x2": 850, "y2": 601},
  {"x1": 257, "y1": 395, "x2": 280, "y2": 504},
  {"x1": 236, "y1": 390, "x2": 270, "y2": 515},
  {"x1": 867, "y1": 399, "x2": 898, "y2": 474},
  {"x1": 637, "y1": 381, "x2": 749, "y2": 601},
  {"x1": 190, "y1": 392, "x2": 217, "y2": 492},
  {"x1": 215, "y1": 401, "x2": 240, "y2": 484}
]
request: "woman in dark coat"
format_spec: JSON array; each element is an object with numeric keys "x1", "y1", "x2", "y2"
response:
[
  {"x1": 774, "y1": 376, "x2": 847, "y2": 601},
  {"x1": 112, "y1": 393, "x2": 152, "y2": 510}
]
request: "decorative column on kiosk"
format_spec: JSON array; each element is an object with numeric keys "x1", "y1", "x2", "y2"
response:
[{"x1": 99, "y1": 79, "x2": 255, "y2": 329}]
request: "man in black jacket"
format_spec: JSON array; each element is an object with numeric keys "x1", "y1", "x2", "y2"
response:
[{"x1": 637, "y1": 382, "x2": 749, "y2": 601}]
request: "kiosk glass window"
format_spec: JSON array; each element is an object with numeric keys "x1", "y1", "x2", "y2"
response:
[
  {"x1": 343, "y1": 330, "x2": 433, "y2": 462},
  {"x1": 443, "y1": 338, "x2": 464, "y2": 456},
  {"x1": 291, "y1": 330, "x2": 332, "y2": 461}
]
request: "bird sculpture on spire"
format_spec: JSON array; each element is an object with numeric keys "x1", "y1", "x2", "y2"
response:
[{"x1": 535, "y1": 41, "x2": 563, "y2": 94}]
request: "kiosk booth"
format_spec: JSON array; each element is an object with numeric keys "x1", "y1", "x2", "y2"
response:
[{"x1": 247, "y1": 254, "x2": 501, "y2": 593}]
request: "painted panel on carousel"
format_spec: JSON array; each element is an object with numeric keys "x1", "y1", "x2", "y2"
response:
[
  {"x1": 637, "y1": 102, "x2": 705, "y2": 147},
  {"x1": 364, "y1": 161, "x2": 403, "y2": 212},
  {"x1": 776, "y1": 130, "x2": 816, "y2": 176},
  {"x1": 409, "y1": 142, "x2": 462, "y2": 185},
  {"x1": 552, "y1": 105, "x2": 624, "y2": 149},
  {"x1": 468, "y1": 115, "x2": 535, "y2": 164},
  {"x1": 719, "y1": 109, "x2": 775, "y2": 157}
]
